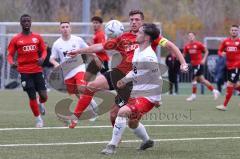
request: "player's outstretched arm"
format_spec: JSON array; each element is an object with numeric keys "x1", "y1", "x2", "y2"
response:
[
  {"x1": 68, "y1": 43, "x2": 104, "y2": 57},
  {"x1": 165, "y1": 41, "x2": 188, "y2": 72}
]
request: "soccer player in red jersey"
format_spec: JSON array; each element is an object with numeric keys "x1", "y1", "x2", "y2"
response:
[
  {"x1": 91, "y1": 16, "x2": 109, "y2": 73},
  {"x1": 7, "y1": 14, "x2": 48, "y2": 128},
  {"x1": 183, "y1": 32, "x2": 220, "y2": 101},
  {"x1": 67, "y1": 10, "x2": 187, "y2": 129},
  {"x1": 216, "y1": 25, "x2": 240, "y2": 111}
]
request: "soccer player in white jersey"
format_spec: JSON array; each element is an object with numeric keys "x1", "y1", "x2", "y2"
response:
[
  {"x1": 101, "y1": 23, "x2": 188, "y2": 155},
  {"x1": 50, "y1": 22, "x2": 98, "y2": 124}
]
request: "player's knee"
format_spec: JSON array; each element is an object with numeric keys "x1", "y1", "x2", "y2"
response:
[
  {"x1": 117, "y1": 106, "x2": 131, "y2": 117},
  {"x1": 128, "y1": 119, "x2": 139, "y2": 129},
  {"x1": 110, "y1": 105, "x2": 119, "y2": 117},
  {"x1": 87, "y1": 82, "x2": 98, "y2": 91},
  {"x1": 39, "y1": 94, "x2": 48, "y2": 103},
  {"x1": 192, "y1": 81, "x2": 197, "y2": 85}
]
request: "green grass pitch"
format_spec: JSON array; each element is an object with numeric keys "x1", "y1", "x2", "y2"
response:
[{"x1": 0, "y1": 89, "x2": 239, "y2": 159}]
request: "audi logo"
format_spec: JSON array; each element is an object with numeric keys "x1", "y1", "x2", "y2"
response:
[{"x1": 22, "y1": 45, "x2": 37, "y2": 51}]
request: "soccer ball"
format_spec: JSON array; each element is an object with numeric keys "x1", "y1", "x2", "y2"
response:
[{"x1": 105, "y1": 20, "x2": 124, "y2": 38}]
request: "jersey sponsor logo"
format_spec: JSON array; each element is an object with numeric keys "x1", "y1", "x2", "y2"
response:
[
  {"x1": 189, "y1": 49, "x2": 197, "y2": 54},
  {"x1": 226, "y1": 46, "x2": 237, "y2": 52},
  {"x1": 125, "y1": 43, "x2": 138, "y2": 52},
  {"x1": 22, "y1": 45, "x2": 37, "y2": 52},
  {"x1": 32, "y1": 38, "x2": 38, "y2": 43},
  {"x1": 18, "y1": 40, "x2": 24, "y2": 44}
]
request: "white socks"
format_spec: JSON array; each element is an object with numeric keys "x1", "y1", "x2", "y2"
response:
[
  {"x1": 109, "y1": 116, "x2": 127, "y2": 146},
  {"x1": 132, "y1": 122, "x2": 150, "y2": 143}
]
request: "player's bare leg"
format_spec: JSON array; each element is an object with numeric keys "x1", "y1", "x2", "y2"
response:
[
  {"x1": 216, "y1": 81, "x2": 235, "y2": 111},
  {"x1": 69, "y1": 75, "x2": 110, "y2": 128},
  {"x1": 199, "y1": 76, "x2": 220, "y2": 100},
  {"x1": 186, "y1": 77, "x2": 197, "y2": 101},
  {"x1": 110, "y1": 104, "x2": 120, "y2": 126}
]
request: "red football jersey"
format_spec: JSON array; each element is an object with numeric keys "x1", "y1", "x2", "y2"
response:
[
  {"x1": 103, "y1": 32, "x2": 163, "y2": 74},
  {"x1": 218, "y1": 37, "x2": 240, "y2": 69},
  {"x1": 183, "y1": 41, "x2": 205, "y2": 66},
  {"x1": 7, "y1": 32, "x2": 47, "y2": 73},
  {"x1": 93, "y1": 30, "x2": 109, "y2": 62}
]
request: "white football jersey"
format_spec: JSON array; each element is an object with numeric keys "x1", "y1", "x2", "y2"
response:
[
  {"x1": 51, "y1": 35, "x2": 88, "y2": 80},
  {"x1": 125, "y1": 46, "x2": 162, "y2": 102}
]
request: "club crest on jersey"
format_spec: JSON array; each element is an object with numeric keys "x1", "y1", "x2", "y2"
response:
[
  {"x1": 235, "y1": 41, "x2": 239, "y2": 46},
  {"x1": 193, "y1": 45, "x2": 197, "y2": 48},
  {"x1": 32, "y1": 38, "x2": 38, "y2": 43},
  {"x1": 19, "y1": 40, "x2": 24, "y2": 44}
]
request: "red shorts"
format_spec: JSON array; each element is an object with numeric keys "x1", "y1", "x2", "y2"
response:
[
  {"x1": 126, "y1": 97, "x2": 155, "y2": 120},
  {"x1": 64, "y1": 72, "x2": 86, "y2": 94}
]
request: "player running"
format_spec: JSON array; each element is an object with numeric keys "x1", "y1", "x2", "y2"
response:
[
  {"x1": 216, "y1": 25, "x2": 240, "y2": 111},
  {"x1": 67, "y1": 10, "x2": 188, "y2": 129},
  {"x1": 183, "y1": 32, "x2": 220, "y2": 101},
  {"x1": 50, "y1": 21, "x2": 98, "y2": 123},
  {"x1": 7, "y1": 14, "x2": 48, "y2": 128}
]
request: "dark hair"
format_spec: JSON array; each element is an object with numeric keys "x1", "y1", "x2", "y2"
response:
[
  {"x1": 20, "y1": 14, "x2": 31, "y2": 21},
  {"x1": 129, "y1": 10, "x2": 144, "y2": 20},
  {"x1": 60, "y1": 21, "x2": 70, "y2": 25},
  {"x1": 142, "y1": 23, "x2": 160, "y2": 42},
  {"x1": 91, "y1": 16, "x2": 103, "y2": 23},
  {"x1": 231, "y1": 24, "x2": 239, "y2": 28}
]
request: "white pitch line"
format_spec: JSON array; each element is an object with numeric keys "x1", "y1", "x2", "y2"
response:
[
  {"x1": 0, "y1": 136, "x2": 240, "y2": 147},
  {"x1": 0, "y1": 124, "x2": 240, "y2": 131}
]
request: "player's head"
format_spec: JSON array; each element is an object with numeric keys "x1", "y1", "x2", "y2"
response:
[
  {"x1": 129, "y1": 9, "x2": 144, "y2": 33},
  {"x1": 91, "y1": 16, "x2": 103, "y2": 32},
  {"x1": 20, "y1": 14, "x2": 32, "y2": 32},
  {"x1": 187, "y1": 32, "x2": 196, "y2": 42},
  {"x1": 136, "y1": 23, "x2": 160, "y2": 44},
  {"x1": 59, "y1": 21, "x2": 71, "y2": 37},
  {"x1": 230, "y1": 24, "x2": 239, "y2": 38}
]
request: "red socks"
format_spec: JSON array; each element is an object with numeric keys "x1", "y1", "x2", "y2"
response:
[
  {"x1": 29, "y1": 99, "x2": 40, "y2": 117},
  {"x1": 223, "y1": 86, "x2": 234, "y2": 107},
  {"x1": 74, "y1": 89, "x2": 94, "y2": 118},
  {"x1": 207, "y1": 85, "x2": 214, "y2": 91},
  {"x1": 192, "y1": 85, "x2": 197, "y2": 94}
]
